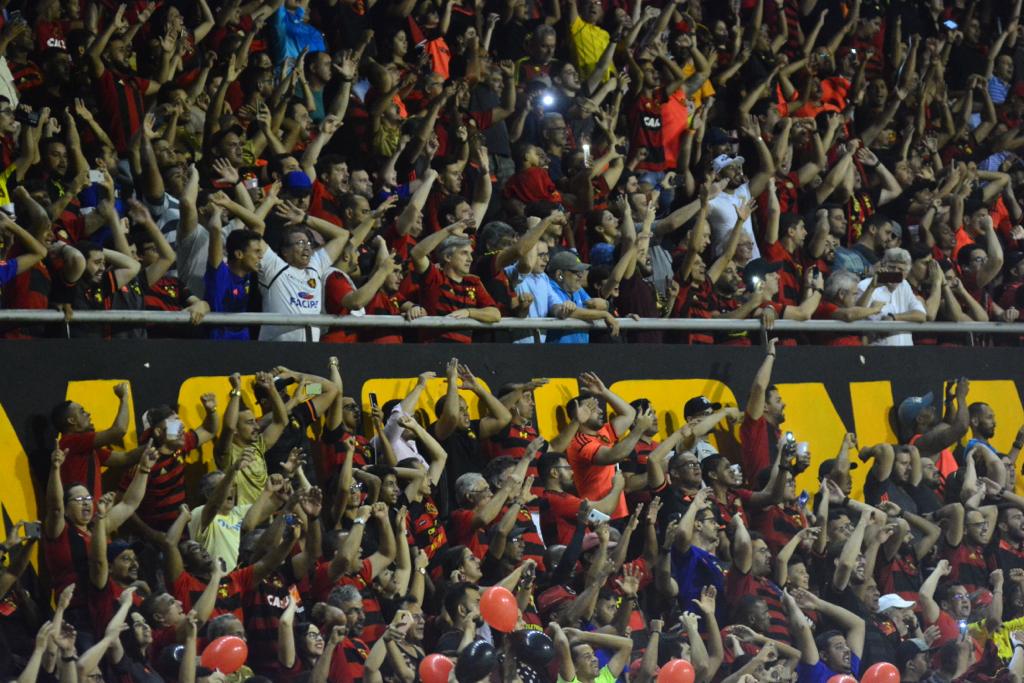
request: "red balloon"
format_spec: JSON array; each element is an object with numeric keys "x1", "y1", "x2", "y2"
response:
[
  {"x1": 479, "y1": 586, "x2": 518, "y2": 632},
  {"x1": 657, "y1": 658, "x2": 695, "y2": 683},
  {"x1": 826, "y1": 676, "x2": 858, "y2": 683},
  {"x1": 861, "y1": 662, "x2": 901, "y2": 683},
  {"x1": 200, "y1": 636, "x2": 248, "y2": 674},
  {"x1": 419, "y1": 653, "x2": 454, "y2": 683}
]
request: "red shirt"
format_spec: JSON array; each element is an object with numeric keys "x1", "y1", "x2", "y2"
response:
[
  {"x1": 566, "y1": 423, "x2": 627, "y2": 518},
  {"x1": 97, "y1": 69, "x2": 151, "y2": 154},
  {"x1": 540, "y1": 489, "x2": 583, "y2": 545},
  {"x1": 739, "y1": 415, "x2": 779, "y2": 483},
  {"x1": 503, "y1": 167, "x2": 562, "y2": 205},
  {"x1": 323, "y1": 271, "x2": 359, "y2": 343},
  {"x1": 43, "y1": 523, "x2": 91, "y2": 606},
  {"x1": 59, "y1": 431, "x2": 112, "y2": 497}
]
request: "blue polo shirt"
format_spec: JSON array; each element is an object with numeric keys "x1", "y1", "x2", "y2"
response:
[
  {"x1": 546, "y1": 277, "x2": 591, "y2": 344},
  {"x1": 797, "y1": 653, "x2": 860, "y2": 683},
  {"x1": 203, "y1": 263, "x2": 253, "y2": 341}
]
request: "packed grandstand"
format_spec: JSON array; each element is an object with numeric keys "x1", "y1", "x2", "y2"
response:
[{"x1": 0, "y1": 0, "x2": 1023, "y2": 681}]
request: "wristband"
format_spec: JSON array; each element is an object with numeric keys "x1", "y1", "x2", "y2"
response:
[
  {"x1": 841, "y1": 496, "x2": 850, "y2": 508},
  {"x1": 230, "y1": 389, "x2": 242, "y2": 398},
  {"x1": 61, "y1": 655, "x2": 78, "y2": 662}
]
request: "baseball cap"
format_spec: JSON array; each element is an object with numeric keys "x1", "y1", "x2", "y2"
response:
[
  {"x1": 896, "y1": 638, "x2": 935, "y2": 670},
  {"x1": 581, "y1": 532, "x2": 618, "y2": 553},
  {"x1": 706, "y1": 127, "x2": 738, "y2": 147},
  {"x1": 547, "y1": 250, "x2": 590, "y2": 275},
  {"x1": 877, "y1": 594, "x2": 915, "y2": 612},
  {"x1": 817, "y1": 458, "x2": 858, "y2": 479},
  {"x1": 282, "y1": 170, "x2": 313, "y2": 197},
  {"x1": 537, "y1": 585, "x2": 577, "y2": 618},
  {"x1": 897, "y1": 392, "x2": 934, "y2": 429},
  {"x1": 684, "y1": 396, "x2": 722, "y2": 420},
  {"x1": 712, "y1": 154, "x2": 745, "y2": 174},
  {"x1": 742, "y1": 258, "x2": 783, "y2": 291},
  {"x1": 107, "y1": 539, "x2": 144, "y2": 563}
]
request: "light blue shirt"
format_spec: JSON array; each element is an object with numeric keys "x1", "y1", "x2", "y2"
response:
[
  {"x1": 512, "y1": 270, "x2": 564, "y2": 343},
  {"x1": 546, "y1": 277, "x2": 591, "y2": 344}
]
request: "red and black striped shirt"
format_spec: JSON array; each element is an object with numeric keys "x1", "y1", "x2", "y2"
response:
[
  {"x1": 121, "y1": 430, "x2": 199, "y2": 531},
  {"x1": 97, "y1": 69, "x2": 151, "y2": 155},
  {"x1": 407, "y1": 496, "x2": 448, "y2": 560},
  {"x1": 414, "y1": 264, "x2": 497, "y2": 343},
  {"x1": 244, "y1": 571, "x2": 304, "y2": 677},
  {"x1": 171, "y1": 565, "x2": 257, "y2": 622}
]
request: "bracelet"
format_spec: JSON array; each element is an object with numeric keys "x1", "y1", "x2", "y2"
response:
[
  {"x1": 139, "y1": 468, "x2": 152, "y2": 474},
  {"x1": 230, "y1": 389, "x2": 241, "y2": 397},
  {"x1": 417, "y1": 567, "x2": 427, "y2": 575},
  {"x1": 61, "y1": 655, "x2": 78, "y2": 662},
  {"x1": 1015, "y1": 643, "x2": 1024, "y2": 651},
  {"x1": 353, "y1": 517, "x2": 367, "y2": 525}
]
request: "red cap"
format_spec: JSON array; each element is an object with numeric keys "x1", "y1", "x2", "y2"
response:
[{"x1": 537, "y1": 585, "x2": 576, "y2": 618}]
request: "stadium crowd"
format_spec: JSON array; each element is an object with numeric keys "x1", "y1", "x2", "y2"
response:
[
  {"x1": 0, "y1": 350, "x2": 1021, "y2": 682},
  {"x1": 0, "y1": 0, "x2": 1016, "y2": 343}
]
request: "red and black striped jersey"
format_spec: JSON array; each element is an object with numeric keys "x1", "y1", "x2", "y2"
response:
[
  {"x1": 171, "y1": 565, "x2": 257, "y2": 622},
  {"x1": 121, "y1": 430, "x2": 199, "y2": 532},
  {"x1": 407, "y1": 496, "x2": 448, "y2": 561},
  {"x1": 414, "y1": 264, "x2": 497, "y2": 343}
]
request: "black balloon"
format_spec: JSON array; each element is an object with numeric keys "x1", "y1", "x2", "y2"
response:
[
  {"x1": 511, "y1": 630, "x2": 556, "y2": 668},
  {"x1": 456, "y1": 640, "x2": 498, "y2": 682}
]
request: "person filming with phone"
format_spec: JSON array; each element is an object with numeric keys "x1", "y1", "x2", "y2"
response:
[{"x1": 858, "y1": 247, "x2": 927, "y2": 346}]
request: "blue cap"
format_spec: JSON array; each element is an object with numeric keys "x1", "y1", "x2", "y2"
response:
[
  {"x1": 282, "y1": 170, "x2": 313, "y2": 196},
  {"x1": 897, "y1": 392, "x2": 934, "y2": 429}
]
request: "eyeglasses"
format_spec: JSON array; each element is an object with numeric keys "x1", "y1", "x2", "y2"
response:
[
  {"x1": 679, "y1": 462, "x2": 701, "y2": 469},
  {"x1": 287, "y1": 240, "x2": 312, "y2": 249},
  {"x1": 70, "y1": 495, "x2": 94, "y2": 503}
]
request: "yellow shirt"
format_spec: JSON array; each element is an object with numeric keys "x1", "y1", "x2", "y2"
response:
[
  {"x1": 970, "y1": 614, "x2": 1024, "y2": 661},
  {"x1": 189, "y1": 504, "x2": 251, "y2": 573},
  {"x1": 224, "y1": 436, "x2": 269, "y2": 506},
  {"x1": 570, "y1": 16, "x2": 614, "y2": 81},
  {"x1": 682, "y1": 61, "x2": 715, "y2": 109}
]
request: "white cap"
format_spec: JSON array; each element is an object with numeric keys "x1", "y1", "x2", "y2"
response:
[
  {"x1": 877, "y1": 594, "x2": 916, "y2": 612},
  {"x1": 712, "y1": 154, "x2": 745, "y2": 174}
]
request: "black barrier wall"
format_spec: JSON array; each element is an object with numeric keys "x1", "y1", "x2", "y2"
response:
[{"x1": 2, "y1": 340, "x2": 1022, "y2": 535}]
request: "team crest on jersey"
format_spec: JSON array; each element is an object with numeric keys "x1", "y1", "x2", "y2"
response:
[
  {"x1": 467, "y1": 289, "x2": 476, "y2": 301},
  {"x1": 308, "y1": 278, "x2": 316, "y2": 288}
]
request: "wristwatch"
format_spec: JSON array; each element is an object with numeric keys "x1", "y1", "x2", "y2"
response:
[{"x1": 353, "y1": 517, "x2": 367, "y2": 525}]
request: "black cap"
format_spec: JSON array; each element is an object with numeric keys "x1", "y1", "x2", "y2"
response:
[
  {"x1": 896, "y1": 638, "x2": 934, "y2": 670},
  {"x1": 817, "y1": 458, "x2": 858, "y2": 480},
  {"x1": 706, "y1": 127, "x2": 738, "y2": 147},
  {"x1": 742, "y1": 258, "x2": 783, "y2": 291},
  {"x1": 107, "y1": 539, "x2": 144, "y2": 563},
  {"x1": 683, "y1": 396, "x2": 722, "y2": 420}
]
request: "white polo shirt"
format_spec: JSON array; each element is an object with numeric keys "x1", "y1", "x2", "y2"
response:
[{"x1": 258, "y1": 247, "x2": 332, "y2": 342}]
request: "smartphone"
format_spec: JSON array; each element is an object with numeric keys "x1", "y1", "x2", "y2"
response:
[
  {"x1": 797, "y1": 491, "x2": 809, "y2": 508},
  {"x1": 943, "y1": 19, "x2": 959, "y2": 31},
  {"x1": 958, "y1": 619, "x2": 968, "y2": 637},
  {"x1": 13, "y1": 109, "x2": 39, "y2": 128},
  {"x1": 305, "y1": 382, "x2": 323, "y2": 396},
  {"x1": 587, "y1": 508, "x2": 611, "y2": 525},
  {"x1": 22, "y1": 521, "x2": 42, "y2": 540},
  {"x1": 582, "y1": 143, "x2": 591, "y2": 167},
  {"x1": 878, "y1": 271, "x2": 904, "y2": 284},
  {"x1": 88, "y1": 169, "x2": 104, "y2": 184},
  {"x1": 165, "y1": 417, "x2": 184, "y2": 439},
  {"x1": 368, "y1": 392, "x2": 379, "y2": 412},
  {"x1": 284, "y1": 514, "x2": 300, "y2": 527}
]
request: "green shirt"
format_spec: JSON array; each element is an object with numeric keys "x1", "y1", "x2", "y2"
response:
[{"x1": 557, "y1": 666, "x2": 618, "y2": 683}]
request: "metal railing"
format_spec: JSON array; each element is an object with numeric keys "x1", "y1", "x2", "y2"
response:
[{"x1": 0, "y1": 309, "x2": 1022, "y2": 341}]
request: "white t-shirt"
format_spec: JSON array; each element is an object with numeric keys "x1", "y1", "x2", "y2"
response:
[
  {"x1": 707, "y1": 184, "x2": 759, "y2": 259},
  {"x1": 857, "y1": 278, "x2": 926, "y2": 346},
  {"x1": 258, "y1": 247, "x2": 332, "y2": 342}
]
